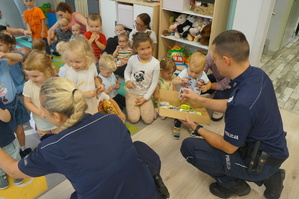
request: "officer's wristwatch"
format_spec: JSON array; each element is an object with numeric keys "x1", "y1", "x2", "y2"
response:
[{"x1": 194, "y1": 124, "x2": 203, "y2": 136}]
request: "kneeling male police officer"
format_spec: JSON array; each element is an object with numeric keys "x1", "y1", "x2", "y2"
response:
[{"x1": 180, "y1": 30, "x2": 288, "y2": 199}]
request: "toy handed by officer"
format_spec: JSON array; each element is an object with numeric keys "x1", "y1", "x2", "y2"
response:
[{"x1": 180, "y1": 30, "x2": 288, "y2": 199}]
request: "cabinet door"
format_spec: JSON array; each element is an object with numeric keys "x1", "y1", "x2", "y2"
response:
[
  {"x1": 133, "y1": 4, "x2": 153, "y2": 30},
  {"x1": 100, "y1": 0, "x2": 117, "y2": 38}
]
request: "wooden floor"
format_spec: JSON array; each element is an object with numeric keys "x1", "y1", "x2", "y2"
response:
[{"x1": 37, "y1": 37, "x2": 299, "y2": 199}]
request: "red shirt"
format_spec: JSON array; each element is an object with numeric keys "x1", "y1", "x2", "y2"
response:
[{"x1": 84, "y1": 31, "x2": 107, "y2": 61}]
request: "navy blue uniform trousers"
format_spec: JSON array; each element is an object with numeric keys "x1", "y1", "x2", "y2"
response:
[{"x1": 180, "y1": 138, "x2": 280, "y2": 188}]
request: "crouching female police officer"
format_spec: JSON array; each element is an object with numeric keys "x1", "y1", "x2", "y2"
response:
[
  {"x1": 0, "y1": 77, "x2": 168, "y2": 199},
  {"x1": 180, "y1": 30, "x2": 288, "y2": 199}
]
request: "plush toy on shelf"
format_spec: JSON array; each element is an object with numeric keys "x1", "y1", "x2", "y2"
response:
[
  {"x1": 176, "y1": 14, "x2": 197, "y2": 39},
  {"x1": 194, "y1": 22, "x2": 212, "y2": 46}
]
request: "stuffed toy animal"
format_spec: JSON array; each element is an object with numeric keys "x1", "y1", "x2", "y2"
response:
[
  {"x1": 194, "y1": 23, "x2": 212, "y2": 46},
  {"x1": 176, "y1": 14, "x2": 197, "y2": 39},
  {"x1": 99, "y1": 100, "x2": 121, "y2": 119}
]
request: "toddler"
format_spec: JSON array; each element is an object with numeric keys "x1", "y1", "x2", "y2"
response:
[
  {"x1": 70, "y1": 23, "x2": 83, "y2": 39},
  {"x1": 153, "y1": 57, "x2": 177, "y2": 100},
  {"x1": 104, "y1": 24, "x2": 127, "y2": 54},
  {"x1": 23, "y1": 52, "x2": 58, "y2": 137},
  {"x1": 84, "y1": 14, "x2": 107, "y2": 61},
  {"x1": 171, "y1": 52, "x2": 211, "y2": 139},
  {"x1": 99, "y1": 53, "x2": 126, "y2": 111},
  {"x1": 124, "y1": 32, "x2": 160, "y2": 124},
  {"x1": 113, "y1": 33, "x2": 132, "y2": 78},
  {"x1": 49, "y1": 18, "x2": 72, "y2": 56},
  {"x1": 58, "y1": 37, "x2": 104, "y2": 114},
  {"x1": 95, "y1": 76, "x2": 126, "y2": 122}
]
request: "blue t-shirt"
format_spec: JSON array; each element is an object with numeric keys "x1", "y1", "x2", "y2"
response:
[
  {"x1": 224, "y1": 66, "x2": 289, "y2": 160},
  {"x1": 0, "y1": 101, "x2": 15, "y2": 147},
  {"x1": 0, "y1": 59, "x2": 16, "y2": 104},
  {"x1": 19, "y1": 113, "x2": 158, "y2": 199},
  {"x1": 9, "y1": 51, "x2": 25, "y2": 94}
]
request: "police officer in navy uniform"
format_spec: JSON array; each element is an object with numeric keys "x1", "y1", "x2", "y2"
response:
[{"x1": 180, "y1": 30, "x2": 289, "y2": 199}]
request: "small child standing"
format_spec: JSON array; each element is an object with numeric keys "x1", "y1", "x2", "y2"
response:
[
  {"x1": 23, "y1": 52, "x2": 58, "y2": 137},
  {"x1": 84, "y1": 14, "x2": 107, "y2": 62},
  {"x1": 171, "y1": 52, "x2": 211, "y2": 139},
  {"x1": 0, "y1": 54, "x2": 31, "y2": 158},
  {"x1": 49, "y1": 18, "x2": 72, "y2": 56},
  {"x1": 98, "y1": 53, "x2": 126, "y2": 111},
  {"x1": 0, "y1": 101, "x2": 24, "y2": 189},
  {"x1": 124, "y1": 32, "x2": 160, "y2": 124},
  {"x1": 95, "y1": 76, "x2": 126, "y2": 122},
  {"x1": 59, "y1": 37, "x2": 104, "y2": 114},
  {"x1": 22, "y1": 0, "x2": 50, "y2": 54},
  {"x1": 70, "y1": 23, "x2": 83, "y2": 39},
  {"x1": 113, "y1": 33, "x2": 132, "y2": 78}
]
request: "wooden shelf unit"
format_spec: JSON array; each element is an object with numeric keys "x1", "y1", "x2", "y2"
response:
[{"x1": 158, "y1": 0, "x2": 231, "y2": 60}]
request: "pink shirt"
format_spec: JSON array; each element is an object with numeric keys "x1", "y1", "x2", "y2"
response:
[{"x1": 69, "y1": 12, "x2": 86, "y2": 34}]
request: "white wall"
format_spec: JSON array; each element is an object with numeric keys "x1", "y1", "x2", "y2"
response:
[
  {"x1": 232, "y1": 0, "x2": 275, "y2": 66},
  {"x1": 266, "y1": 0, "x2": 292, "y2": 54}
]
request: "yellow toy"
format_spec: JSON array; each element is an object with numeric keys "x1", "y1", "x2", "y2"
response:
[{"x1": 99, "y1": 100, "x2": 121, "y2": 118}]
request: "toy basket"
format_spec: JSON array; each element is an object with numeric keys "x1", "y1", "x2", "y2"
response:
[{"x1": 194, "y1": 2, "x2": 214, "y2": 17}]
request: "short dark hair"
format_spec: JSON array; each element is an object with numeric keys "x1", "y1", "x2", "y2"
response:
[
  {"x1": 88, "y1": 14, "x2": 102, "y2": 24},
  {"x1": 212, "y1": 30, "x2": 250, "y2": 63},
  {"x1": 137, "y1": 13, "x2": 151, "y2": 30}
]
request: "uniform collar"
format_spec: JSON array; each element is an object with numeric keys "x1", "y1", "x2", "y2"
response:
[{"x1": 229, "y1": 65, "x2": 252, "y2": 88}]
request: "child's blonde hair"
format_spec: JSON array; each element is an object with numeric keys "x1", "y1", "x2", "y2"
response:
[
  {"x1": 88, "y1": 13, "x2": 102, "y2": 24},
  {"x1": 31, "y1": 39, "x2": 46, "y2": 52},
  {"x1": 160, "y1": 57, "x2": 177, "y2": 72},
  {"x1": 118, "y1": 33, "x2": 128, "y2": 41},
  {"x1": 58, "y1": 17, "x2": 69, "y2": 26},
  {"x1": 40, "y1": 77, "x2": 87, "y2": 131},
  {"x1": 190, "y1": 52, "x2": 206, "y2": 69},
  {"x1": 99, "y1": 53, "x2": 117, "y2": 72},
  {"x1": 58, "y1": 37, "x2": 95, "y2": 68},
  {"x1": 72, "y1": 23, "x2": 81, "y2": 31},
  {"x1": 23, "y1": 51, "x2": 56, "y2": 78},
  {"x1": 115, "y1": 24, "x2": 125, "y2": 30}
]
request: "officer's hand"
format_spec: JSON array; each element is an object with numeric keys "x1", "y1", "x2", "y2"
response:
[{"x1": 180, "y1": 115, "x2": 197, "y2": 131}]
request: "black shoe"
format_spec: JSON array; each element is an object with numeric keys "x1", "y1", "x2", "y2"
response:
[
  {"x1": 20, "y1": 148, "x2": 32, "y2": 158},
  {"x1": 263, "y1": 169, "x2": 285, "y2": 199},
  {"x1": 209, "y1": 180, "x2": 251, "y2": 198},
  {"x1": 152, "y1": 172, "x2": 170, "y2": 198},
  {"x1": 52, "y1": 51, "x2": 60, "y2": 56}
]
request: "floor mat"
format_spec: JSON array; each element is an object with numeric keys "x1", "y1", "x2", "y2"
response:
[{"x1": 0, "y1": 176, "x2": 47, "y2": 199}]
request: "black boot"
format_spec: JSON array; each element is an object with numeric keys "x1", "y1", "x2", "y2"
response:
[
  {"x1": 209, "y1": 179, "x2": 251, "y2": 198},
  {"x1": 263, "y1": 169, "x2": 285, "y2": 199}
]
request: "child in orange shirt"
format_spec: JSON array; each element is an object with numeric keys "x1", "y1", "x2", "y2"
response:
[{"x1": 23, "y1": 0, "x2": 50, "y2": 54}]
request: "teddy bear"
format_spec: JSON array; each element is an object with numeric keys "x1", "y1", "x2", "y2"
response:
[{"x1": 194, "y1": 23, "x2": 212, "y2": 46}]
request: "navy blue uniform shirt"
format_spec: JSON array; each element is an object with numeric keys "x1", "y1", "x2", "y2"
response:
[
  {"x1": 224, "y1": 66, "x2": 288, "y2": 160},
  {"x1": 18, "y1": 113, "x2": 158, "y2": 199}
]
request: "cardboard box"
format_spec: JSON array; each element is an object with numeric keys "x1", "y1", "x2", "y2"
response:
[
  {"x1": 163, "y1": 0, "x2": 190, "y2": 12},
  {"x1": 158, "y1": 90, "x2": 210, "y2": 125}
]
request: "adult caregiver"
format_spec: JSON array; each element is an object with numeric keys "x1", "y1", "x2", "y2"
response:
[
  {"x1": 180, "y1": 30, "x2": 288, "y2": 199},
  {"x1": 0, "y1": 77, "x2": 164, "y2": 199},
  {"x1": 48, "y1": 2, "x2": 88, "y2": 40}
]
